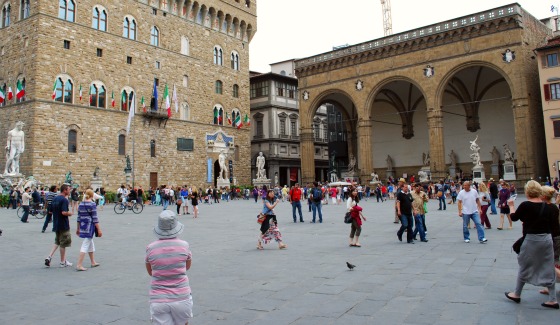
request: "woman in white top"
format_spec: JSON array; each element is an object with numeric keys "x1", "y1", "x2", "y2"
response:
[
  {"x1": 478, "y1": 183, "x2": 491, "y2": 229},
  {"x1": 347, "y1": 188, "x2": 367, "y2": 247}
]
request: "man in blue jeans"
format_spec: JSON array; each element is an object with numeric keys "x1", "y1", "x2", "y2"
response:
[
  {"x1": 310, "y1": 182, "x2": 323, "y2": 223},
  {"x1": 289, "y1": 183, "x2": 304, "y2": 223},
  {"x1": 437, "y1": 180, "x2": 447, "y2": 210},
  {"x1": 457, "y1": 181, "x2": 487, "y2": 244},
  {"x1": 396, "y1": 183, "x2": 414, "y2": 244},
  {"x1": 488, "y1": 178, "x2": 498, "y2": 214},
  {"x1": 411, "y1": 183, "x2": 428, "y2": 242}
]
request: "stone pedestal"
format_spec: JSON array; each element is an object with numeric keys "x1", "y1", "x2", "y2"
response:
[
  {"x1": 217, "y1": 178, "x2": 231, "y2": 189},
  {"x1": 386, "y1": 170, "x2": 395, "y2": 180},
  {"x1": 125, "y1": 171, "x2": 132, "y2": 185},
  {"x1": 252, "y1": 178, "x2": 271, "y2": 188},
  {"x1": 449, "y1": 166, "x2": 457, "y2": 178},
  {"x1": 491, "y1": 164, "x2": 500, "y2": 178},
  {"x1": 472, "y1": 165, "x2": 485, "y2": 183},
  {"x1": 341, "y1": 171, "x2": 359, "y2": 183},
  {"x1": 90, "y1": 178, "x2": 103, "y2": 191},
  {"x1": 503, "y1": 162, "x2": 516, "y2": 181}
]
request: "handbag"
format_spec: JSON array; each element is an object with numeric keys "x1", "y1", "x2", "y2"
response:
[
  {"x1": 257, "y1": 213, "x2": 266, "y2": 224},
  {"x1": 512, "y1": 203, "x2": 546, "y2": 254},
  {"x1": 344, "y1": 212, "x2": 352, "y2": 224},
  {"x1": 177, "y1": 199, "x2": 183, "y2": 205}
]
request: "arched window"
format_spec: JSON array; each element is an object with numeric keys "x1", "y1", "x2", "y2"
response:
[
  {"x1": 231, "y1": 52, "x2": 239, "y2": 70},
  {"x1": 2, "y1": 3, "x2": 11, "y2": 27},
  {"x1": 89, "y1": 83, "x2": 106, "y2": 108},
  {"x1": 118, "y1": 134, "x2": 126, "y2": 155},
  {"x1": 92, "y1": 7, "x2": 107, "y2": 31},
  {"x1": 58, "y1": 0, "x2": 75, "y2": 22},
  {"x1": 16, "y1": 78, "x2": 26, "y2": 103},
  {"x1": 0, "y1": 83, "x2": 6, "y2": 107},
  {"x1": 123, "y1": 17, "x2": 136, "y2": 40},
  {"x1": 121, "y1": 89, "x2": 134, "y2": 112},
  {"x1": 181, "y1": 102, "x2": 190, "y2": 120},
  {"x1": 245, "y1": 0, "x2": 251, "y2": 8},
  {"x1": 232, "y1": 84, "x2": 239, "y2": 98},
  {"x1": 68, "y1": 130, "x2": 77, "y2": 153},
  {"x1": 53, "y1": 77, "x2": 73, "y2": 103},
  {"x1": 20, "y1": 0, "x2": 30, "y2": 20},
  {"x1": 231, "y1": 108, "x2": 241, "y2": 128},
  {"x1": 215, "y1": 80, "x2": 223, "y2": 94},
  {"x1": 213, "y1": 46, "x2": 223, "y2": 65},
  {"x1": 150, "y1": 26, "x2": 159, "y2": 46},
  {"x1": 213, "y1": 105, "x2": 223, "y2": 125},
  {"x1": 180, "y1": 36, "x2": 189, "y2": 55}
]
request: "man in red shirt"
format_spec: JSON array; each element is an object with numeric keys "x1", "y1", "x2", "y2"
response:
[{"x1": 289, "y1": 183, "x2": 304, "y2": 223}]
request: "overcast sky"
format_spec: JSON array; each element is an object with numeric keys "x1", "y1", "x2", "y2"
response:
[{"x1": 249, "y1": 0, "x2": 551, "y2": 72}]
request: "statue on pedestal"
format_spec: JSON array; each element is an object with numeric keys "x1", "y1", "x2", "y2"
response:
[
  {"x1": 256, "y1": 152, "x2": 266, "y2": 179},
  {"x1": 65, "y1": 171, "x2": 73, "y2": 184},
  {"x1": 93, "y1": 166, "x2": 100, "y2": 179},
  {"x1": 503, "y1": 144, "x2": 514, "y2": 163},
  {"x1": 370, "y1": 171, "x2": 380, "y2": 183},
  {"x1": 218, "y1": 150, "x2": 229, "y2": 181},
  {"x1": 422, "y1": 152, "x2": 430, "y2": 167},
  {"x1": 449, "y1": 150, "x2": 457, "y2": 168},
  {"x1": 418, "y1": 170, "x2": 429, "y2": 183},
  {"x1": 347, "y1": 154, "x2": 356, "y2": 172},
  {"x1": 4, "y1": 121, "x2": 25, "y2": 176},
  {"x1": 386, "y1": 155, "x2": 394, "y2": 170},
  {"x1": 469, "y1": 136, "x2": 482, "y2": 167},
  {"x1": 490, "y1": 146, "x2": 500, "y2": 165}
]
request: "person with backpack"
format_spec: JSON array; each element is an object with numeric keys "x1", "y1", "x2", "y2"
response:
[
  {"x1": 437, "y1": 180, "x2": 447, "y2": 211},
  {"x1": 42, "y1": 185, "x2": 58, "y2": 233},
  {"x1": 289, "y1": 183, "x2": 304, "y2": 223},
  {"x1": 310, "y1": 182, "x2": 323, "y2": 223}
]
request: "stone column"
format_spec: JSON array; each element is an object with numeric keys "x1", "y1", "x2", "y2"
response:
[
  {"x1": 427, "y1": 109, "x2": 446, "y2": 179},
  {"x1": 300, "y1": 127, "x2": 316, "y2": 184},
  {"x1": 357, "y1": 118, "x2": 373, "y2": 181},
  {"x1": 511, "y1": 97, "x2": 535, "y2": 181}
]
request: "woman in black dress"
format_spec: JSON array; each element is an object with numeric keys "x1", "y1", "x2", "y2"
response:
[{"x1": 191, "y1": 190, "x2": 199, "y2": 218}]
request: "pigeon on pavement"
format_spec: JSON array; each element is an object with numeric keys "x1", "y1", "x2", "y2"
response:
[{"x1": 346, "y1": 262, "x2": 356, "y2": 270}]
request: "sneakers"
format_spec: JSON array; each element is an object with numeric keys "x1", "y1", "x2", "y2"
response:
[
  {"x1": 464, "y1": 239, "x2": 470, "y2": 243},
  {"x1": 44, "y1": 256, "x2": 51, "y2": 267},
  {"x1": 480, "y1": 238, "x2": 488, "y2": 244},
  {"x1": 60, "y1": 260, "x2": 73, "y2": 268}
]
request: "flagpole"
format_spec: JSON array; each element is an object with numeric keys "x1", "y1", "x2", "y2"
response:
[{"x1": 132, "y1": 98, "x2": 136, "y2": 187}]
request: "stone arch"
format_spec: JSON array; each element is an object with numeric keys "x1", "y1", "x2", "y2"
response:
[
  {"x1": 304, "y1": 88, "x2": 357, "y2": 127},
  {"x1": 366, "y1": 76, "x2": 429, "y2": 117}
]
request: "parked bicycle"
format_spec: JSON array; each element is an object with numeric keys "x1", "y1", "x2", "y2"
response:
[
  {"x1": 114, "y1": 200, "x2": 143, "y2": 214},
  {"x1": 16, "y1": 203, "x2": 47, "y2": 219}
]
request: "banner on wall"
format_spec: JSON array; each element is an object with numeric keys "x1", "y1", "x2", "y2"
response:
[
  {"x1": 290, "y1": 168, "x2": 298, "y2": 182},
  {"x1": 229, "y1": 160, "x2": 233, "y2": 183},
  {"x1": 207, "y1": 158, "x2": 213, "y2": 183}
]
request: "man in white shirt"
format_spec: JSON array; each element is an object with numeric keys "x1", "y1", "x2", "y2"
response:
[{"x1": 457, "y1": 181, "x2": 487, "y2": 244}]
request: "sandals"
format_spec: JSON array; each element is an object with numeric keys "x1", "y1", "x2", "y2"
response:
[
  {"x1": 278, "y1": 243, "x2": 287, "y2": 249},
  {"x1": 76, "y1": 267, "x2": 87, "y2": 272},
  {"x1": 91, "y1": 263, "x2": 100, "y2": 268},
  {"x1": 257, "y1": 243, "x2": 263, "y2": 250}
]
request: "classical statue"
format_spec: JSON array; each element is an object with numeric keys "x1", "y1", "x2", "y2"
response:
[
  {"x1": 65, "y1": 171, "x2": 73, "y2": 184},
  {"x1": 469, "y1": 136, "x2": 482, "y2": 166},
  {"x1": 503, "y1": 144, "x2": 514, "y2": 163},
  {"x1": 218, "y1": 150, "x2": 229, "y2": 180},
  {"x1": 93, "y1": 166, "x2": 100, "y2": 178},
  {"x1": 256, "y1": 151, "x2": 266, "y2": 179},
  {"x1": 4, "y1": 121, "x2": 25, "y2": 175},
  {"x1": 448, "y1": 150, "x2": 457, "y2": 168},
  {"x1": 347, "y1": 154, "x2": 356, "y2": 172},
  {"x1": 386, "y1": 155, "x2": 394, "y2": 170},
  {"x1": 490, "y1": 146, "x2": 500, "y2": 165},
  {"x1": 418, "y1": 170, "x2": 429, "y2": 183},
  {"x1": 125, "y1": 155, "x2": 132, "y2": 171},
  {"x1": 422, "y1": 152, "x2": 430, "y2": 167},
  {"x1": 370, "y1": 171, "x2": 380, "y2": 183}
]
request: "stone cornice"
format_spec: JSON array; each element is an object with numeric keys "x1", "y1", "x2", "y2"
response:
[{"x1": 295, "y1": 3, "x2": 524, "y2": 78}]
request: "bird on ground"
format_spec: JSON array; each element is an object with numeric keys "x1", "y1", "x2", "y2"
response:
[{"x1": 346, "y1": 262, "x2": 356, "y2": 270}]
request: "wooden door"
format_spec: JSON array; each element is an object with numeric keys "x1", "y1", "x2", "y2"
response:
[{"x1": 150, "y1": 172, "x2": 158, "y2": 189}]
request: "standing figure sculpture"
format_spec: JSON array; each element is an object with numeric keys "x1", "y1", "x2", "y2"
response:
[
  {"x1": 469, "y1": 136, "x2": 482, "y2": 166},
  {"x1": 218, "y1": 150, "x2": 229, "y2": 180},
  {"x1": 65, "y1": 171, "x2": 73, "y2": 184},
  {"x1": 491, "y1": 146, "x2": 500, "y2": 165},
  {"x1": 256, "y1": 152, "x2": 266, "y2": 179},
  {"x1": 448, "y1": 150, "x2": 457, "y2": 168},
  {"x1": 422, "y1": 152, "x2": 430, "y2": 167},
  {"x1": 4, "y1": 121, "x2": 25, "y2": 175},
  {"x1": 386, "y1": 155, "x2": 394, "y2": 170},
  {"x1": 503, "y1": 144, "x2": 514, "y2": 163},
  {"x1": 347, "y1": 154, "x2": 356, "y2": 172}
]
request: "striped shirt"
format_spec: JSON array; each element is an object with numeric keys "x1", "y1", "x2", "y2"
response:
[{"x1": 145, "y1": 239, "x2": 192, "y2": 303}]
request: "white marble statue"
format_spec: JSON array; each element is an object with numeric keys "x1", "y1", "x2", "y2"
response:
[
  {"x1": 469, "y1": 136, "x2": 482, "y2": 167},
  {"x1": 418, "y1": 170, "x2": 429, "y2": 183},
  {"x1": 4, "y1": 121, "x2": 25, "y2": 176},
  {"x1": 347, "y1": 154, "x2": 356, "y2": 172},
  {"x1": 371, "y1": 171, "x2": 380, "y2": 183},
  {"x1": 218, "y1": 150, "x2": 229, "y2": 181},
  {"x1": 503, "y1": 144, "x2": 514, "y2": 163},
  {"x1": 256, "y1": 151, "x2": 267, "y2": 179}
]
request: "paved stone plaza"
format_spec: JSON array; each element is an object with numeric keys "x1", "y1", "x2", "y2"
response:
[{"x1": 1, "y1": 196, "x2": 558, "y2": 324}]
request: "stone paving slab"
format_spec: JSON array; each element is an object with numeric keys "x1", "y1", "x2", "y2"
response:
[{"x1": 0, "y1": 196, "x2": 559, "y2": 324}]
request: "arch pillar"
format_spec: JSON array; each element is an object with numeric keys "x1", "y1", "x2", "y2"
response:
[
  {"x1": 300, "y1": 127, "x2": 315, "y2": 184},
  {"x1": 427, "y1": 109, "x2": 446, "y2": 179},
  {"x1": 511, "y1": 97, "x2": 535, "y2": 181},
  {"x1": 357, "y1": 118, "x2": 373, "y2": 181}
]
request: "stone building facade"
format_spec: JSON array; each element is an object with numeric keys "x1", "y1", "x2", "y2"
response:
[
  {"x1": 249, "y1": 60, "x2": 328, "y2": 187},
  {"x1": 0, "y1": 0, "x2": 256, "y2": 190},
  {"x1": 295, "y1": 4, "x2": 551, "y2": 184}
]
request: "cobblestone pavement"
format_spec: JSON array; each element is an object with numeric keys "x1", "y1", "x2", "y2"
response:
[{"x1": 0, "y1": 195, "x2": 558, "y2": 324}]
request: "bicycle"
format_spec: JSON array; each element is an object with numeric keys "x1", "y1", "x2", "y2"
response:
[
  {"x1": 16, "y1": 203, "x2": 47, "y2": 219},
  {"x1": 114, "y1": 200, "x2": 143, "y2": 214}
]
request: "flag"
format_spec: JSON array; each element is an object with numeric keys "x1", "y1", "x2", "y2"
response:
[
  {"x1": 111, "y1": 91, "x2": 115, "y2": 107},
  {"x1": 89, "y1": 85, "x2": 93, "y2": 104},
  {"x1": 7, "y1": 86, "x2": 13, "y2": 100},
  {"x1": 51, "y1": 79, "x2": 57, "y2": 100},
  {"x1": 226, "y1": 112, "x2": 232, "y2": 125},
  {"x1": 0, "y1": 87, "x2": 5, "y2": 104},
  {"x1": 79, "y1": 85, "x2": 82, "y2": 101},
  {"x1": 172, "y1": 84, "x2": 178, "y2": 113},
  {"x1": 234, "y1": 113, "x2": 243, "y2": 129},
  {"x1": 121, "y1": 90, "x2": 127, "y2": 111},
  {"x1": 126, "y1": 94, "x2": 135, "y2": 135},
  {"x1": 16, "y1": 80, "x2": 25, "y2": 99},
  {"x1": 141, "y1": 96, "x2": 146, "y2": 112},
  {"x1": 214, "y1": 108, "x2": 219, "y2": 123},
  {"x1": 151, "y1": 80, "x2": 158, "y2": 111},
  {"x1": 243, "y1": 114, "x2": 250, "y2": 126},
  {"x1": 164, "y1": 84, "x2": 171, "y2": 117}
]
